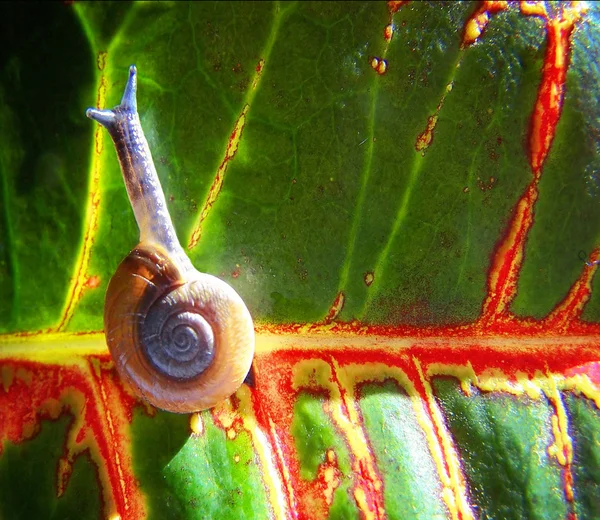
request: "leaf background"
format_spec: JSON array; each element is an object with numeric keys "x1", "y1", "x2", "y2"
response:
[
  {"x1": 2, "y1": 1, "x2": 600, "y2": 331},
  {"x1": 1, "y1": 1, "x2": 600, "y2": 519}
]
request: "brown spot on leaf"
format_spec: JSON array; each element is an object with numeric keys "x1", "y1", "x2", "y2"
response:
[
  {"x1": 97, "y1": 51, "x2": 107, "y2": 71},
  {"x1": 84, "y1": 275, "x2": 101, "y2": 290}
]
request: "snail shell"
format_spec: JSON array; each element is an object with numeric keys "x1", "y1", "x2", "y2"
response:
[{"x1": 87, "y1": 66, "x2": 254, "y2": 413}]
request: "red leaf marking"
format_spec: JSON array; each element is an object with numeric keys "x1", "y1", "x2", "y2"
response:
[
  {"x1": 529, "y1": 8, "x2": 581, "y2": 174},
  {"x1": 249, "y1": 353, "x2": 319, "y2": 519},
  {"x1": 258, "y1": 337, "x2": 600, "y2": 520},
  {"x1": 371, "y1": 1, "x2": 399, "y2": 77},
  {"x1": 414, "y1": 67, "x2": 457, "y2": 155},
  {"x1": 253, "y1": 59, "x2": 265, "y2": 89},
  {"x1": 418, "y1": 0, "x2": 511, "y2": 156},
  {"x1": 0, "y1": 355, "x2": 145, "y2": 519},
  {"x1": 383, "y1": 0, "x2": 409, "y2": 45},
  {"x1": 387, "y1": 1, "x2": 410, "y2": 15},
  {"x1": 252, "y1": 354, "x2": 387, "y2": 519},
  {"x1": 2, "y1": 332, "x2": 600, "y2": 518},
  {"x1": 327, "y1": 359, "x2": 386, "y2": 520},
  {"x1": 324, "y1": 292, "x2": 346, "y2": 323},
  {"x1": 56, "y1": 55, "x2": 108, "y2": 331},
  {"x1": 83, "y1": 275, "x2": 101, "y2": 290},
  {"x1": 316, "y1": 449, "x2": 342, "y2": 507},
  {"x1": 462, "y1": 1, "x2": 509, "y2": 47},
  {"x1": 370, "y1": 57, "x2": 388, "y2": 76},
  {"x1": 480, "y1": 3, "x2": 585, "y2": 327},
  {"x1": 384, "y1": 24, "x2": 393, "y2": 43},
  {"x1": 480, "y1": 180, "x2": 539, "y2": 324},
  {"x1": 543, "y1": 248, "x2": 600, "y2": 331},
  {"x1": 188, "y1": 104, "x2": 249, "y2": 249},
  {"x1": 415, "y1": 115, "x2": 438, "y2": 153},
  {"x1": 519, "y1": 1, "x2": 548, "y2": 18},
  {"x1": 188, "y1": 47, "x2": 273, "y2": 250}
]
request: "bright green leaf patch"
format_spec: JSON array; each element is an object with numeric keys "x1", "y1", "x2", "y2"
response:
[
  {"x1": 358, "y1": 380, "x2": 448, "y2": 519},
  {"x1": 433, "y1": 378, "x2": 567, "y2": 520},
  {"x1": 1, "y1": 1, "x2": 600, "y2": 332},
  {"x1": 291, "y1": 391, "x2": 358, "y2": 519},
  {"x1": 130, "y1": 408, "x2": 271, "y2": 519},
  {"x1": 564, "y1": 393, "x2": 600, "y2": 519}
]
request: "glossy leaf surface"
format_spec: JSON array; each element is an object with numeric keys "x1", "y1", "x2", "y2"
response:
[{"x1": 1, "y1": 2, "x2": 600, "y2": 519}]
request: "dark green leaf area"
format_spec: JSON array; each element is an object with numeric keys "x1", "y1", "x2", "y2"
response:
[
  {"x1": 112, "y1": 0, "x2": 279, "y2": 242},
  {"x1": 433, "y1": 378, "x2": 567, "y2": 520},
  {"x1": 0, "y1": 2, "x2": 94, "y2": 332},
  {"x1": 564, "y1": 392, "x2": 600, "y2": 519},
  {"x1": 194, "y1": 1, "x2": 390, "y2": 325},
  {"x1": 358, "y1": 380, "x2": 447, "y2": 519},
  {"x1": 73, "y1": 1, "x2": 135, "y2": 51},
  {"x1": 68, "y1": 1, "x2": 282, "y2": 332},
  {"x1": 573, "y1": 9, "x2": 600, "y2": 323},
  {"x1": 66, "y1": 175, "x2": 138, "y2": 333},
  {"x1": 0, "y1": 415, "x2": 101, "y2": 520},
  {"x1": 129, "y1": 409, "x2": 189, "y2": 518},
  {"x1": 194, "y1": 1, "x2": 484, "y2": 325},
  {"x1": 338, "y1": 0, "x2": 475, "y2": 324},
  {"x1": 513, "y1": 10, "x2": 600, "y2": 320},
  {"x1": 291, "y1": 391, "x2": 359, "y2": 520},
  {"x1": 130, "y1": 408, "x2": 270, "y2": 520},
  {"x1": 354, "y1": 4, "x2": 545, "y2": 326}
]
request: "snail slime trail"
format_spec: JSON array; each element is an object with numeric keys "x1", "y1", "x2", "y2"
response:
[{"x1": 87, "y1": 66, "x2": 255, "y2": 413}]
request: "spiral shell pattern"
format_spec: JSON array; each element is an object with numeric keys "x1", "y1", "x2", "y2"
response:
[
  {"x1": 104, "y1": 244, "x2": 255, "y2": 413},
  {"x1": 144, "y1": 295, "x2": 215, "y2": 381}
]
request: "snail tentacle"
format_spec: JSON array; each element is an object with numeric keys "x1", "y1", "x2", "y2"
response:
[
  {"x1": 87, "y1": 65, "x2": 192, "y2": 273},
  {"x1": 88, "y1": 66, "x2": 255, "y2": 413}
]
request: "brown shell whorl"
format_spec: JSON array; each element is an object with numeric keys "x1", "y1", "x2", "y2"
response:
[{"x1": 104, "y1": 243, "x2": 255, "y2": 413}]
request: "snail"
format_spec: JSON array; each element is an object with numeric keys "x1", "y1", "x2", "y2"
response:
[{"x1": 87, "y1": 65, "x2": 255, "y2": 413}]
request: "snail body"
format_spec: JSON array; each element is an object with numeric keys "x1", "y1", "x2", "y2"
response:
[{"x1": 87, "y1": 66, "x2": 254, "y2": 413}]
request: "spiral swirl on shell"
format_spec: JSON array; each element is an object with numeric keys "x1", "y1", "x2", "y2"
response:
[{"x1": 104, "y1": 244, "x2": 255, "y2": 413}]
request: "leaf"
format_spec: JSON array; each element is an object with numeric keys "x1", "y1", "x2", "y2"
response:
[{"x1": 1, "y1": 1, "x2": 600, "y2": 519}]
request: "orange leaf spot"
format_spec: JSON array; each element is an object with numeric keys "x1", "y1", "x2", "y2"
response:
[{"x1": 462, "y1": 1, "x2": 509, "y2": 47}]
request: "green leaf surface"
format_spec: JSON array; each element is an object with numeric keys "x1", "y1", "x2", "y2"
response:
[
  {"x1": 565, "y1": 393, "x2": 600, "y2": 519},
  {"x1": 359, "y1": 381, "x2": 447, "y2": 519},
  {"x1": 434, "y1": 378, "x2": 567, "y2": 520},
  {"x1": 132, "y1": 410, "x2": 271, "y2": 519},
  {"x1": 0, "y1": 1, "x2": 598, "y2": 332},
  {"x1": 1, "y1": 2, "x2": 600, "y2": 520},
  {"x1": 292, "y1": 391, "x2": 359, "y2": 519},
  {"x1": 0, "y1": 416, "x2": 101, "y2": 520}
]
